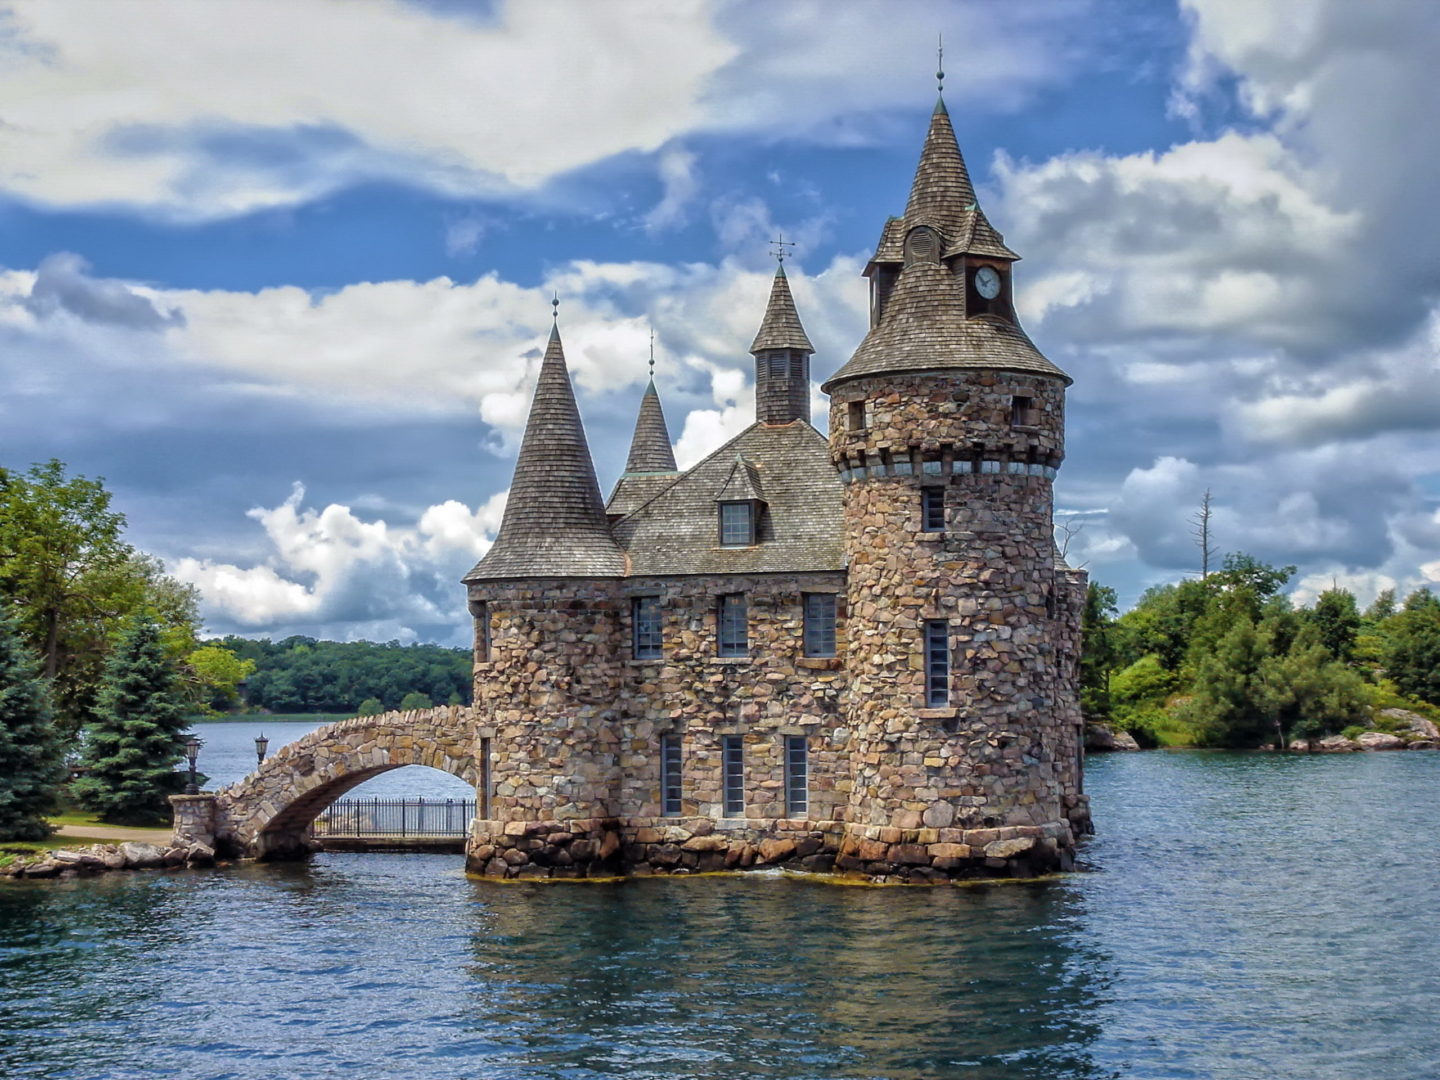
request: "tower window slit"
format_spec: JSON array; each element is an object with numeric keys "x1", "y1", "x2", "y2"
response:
[
  {"x1": 632, "y1": 595, "x2": 662, "y2": 659},
  {"x1": 479, "y1": 737, "x2": 492, "y2": 820},
  {"x1": 723, "y1": 735, "x2": 745, "y2": 817},
  {"x1": 921, "y1": 487, "x2": 945, "y2": 532},
  {"x1": 925, "y1": 621, "x2": 951, "y2": 707},
  {"x1": 660, "y1": 734, "x2": 683, "y2": 816},
  {"x1": 847, "y1": 400, "x2": 866, "y2": 431},
  {"x1": 784, "y1": 736, "x2": 808, "y2": 817},
  {"x1": 1011, "y1": 396, "x2": 1036, "y2": 427}
]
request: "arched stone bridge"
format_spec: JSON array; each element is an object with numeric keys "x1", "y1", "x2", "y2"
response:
[{"x1": 172, "y1": 707, "x2": 479, "y2": 859}]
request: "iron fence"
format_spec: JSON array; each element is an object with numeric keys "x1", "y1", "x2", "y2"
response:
[{"x1": 311, "y1": 797, "x2": 475, "y2": 838}]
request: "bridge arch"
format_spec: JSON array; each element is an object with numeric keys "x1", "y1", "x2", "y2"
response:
[{"x1": 207, "y1": 707, "x2": 478, "y2": 858}]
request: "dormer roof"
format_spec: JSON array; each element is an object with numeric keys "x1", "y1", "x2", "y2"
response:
[{"x1": 714, "y1": 455, "x2": 765, "y2": 503}]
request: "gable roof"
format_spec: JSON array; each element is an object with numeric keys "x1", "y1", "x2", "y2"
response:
[{"x1": 611, "y1": 421, "x2": 844, "y2": 576}]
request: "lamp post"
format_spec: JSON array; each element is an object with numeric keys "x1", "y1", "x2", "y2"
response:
[
  {"x1": 255, "y1": 732, "x2": 269, "y2": 767},
  {"x1": 184, "y1": 736, "x2": 203, "y2": 795}
]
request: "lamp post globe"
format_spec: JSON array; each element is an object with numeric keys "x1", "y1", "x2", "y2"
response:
[
  {"x1": 184, "y1": 736, "x2": 203, "y2": 796},
  {"x1": 255, "y1": 733, "x2": 269, "y2": 767}
]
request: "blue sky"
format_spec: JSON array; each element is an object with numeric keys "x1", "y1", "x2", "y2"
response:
[{"x1": 2, "y1": 0, "x2": 1438, "y2": 646}]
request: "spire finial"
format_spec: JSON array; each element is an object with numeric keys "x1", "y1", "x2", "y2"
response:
[
  {"x1": 769, "y1": 230, "x2": 796, "y2": 265},
  {"x1": 551, "y1": 291, "x2": 559, "y2": 322},
  {"x1": 936, "y1": 33, "x2": 945, "y2": 94},
  {"x1": 648, "y1": 327, "x2": 656, "y2": 379}
]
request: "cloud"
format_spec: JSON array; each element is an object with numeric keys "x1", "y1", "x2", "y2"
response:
[
  {"x1": 171, "y1": 483, "x2": 507, "y2": 643},
  {"x1": 22, "y1": 252, "x2": 183, "y2": 329},
  {"x1": 643, "y1": 146, "x2": 700, "y2": 233},
  {"x1": 0, "y1": 0, "x2": 1095, "y2": 220}
]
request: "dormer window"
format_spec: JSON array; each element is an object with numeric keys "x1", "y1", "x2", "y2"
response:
[{"x1": 719, "y1": 501, "x2": 756, "y2": 546}]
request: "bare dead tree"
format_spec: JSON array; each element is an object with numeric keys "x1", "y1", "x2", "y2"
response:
[
  {"x1": 1055, "y1": 517, "x2": 1087, "y2": 567},
  {"x1": 1191, "y1": 488, "x2": 1215, "y2": 580}
]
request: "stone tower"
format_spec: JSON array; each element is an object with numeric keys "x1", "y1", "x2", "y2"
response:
[{"x1": 821, "y1": 96, "x2": 1090, "y2": 843}]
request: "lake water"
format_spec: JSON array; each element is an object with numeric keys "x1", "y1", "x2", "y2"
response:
[{"x1": 3, "y1": 750, "x2": 1438, "y2": 1079}]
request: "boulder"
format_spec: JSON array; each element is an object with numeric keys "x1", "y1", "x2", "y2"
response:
[
  {"x1": 984, "y1": 836, "x2": 1036, "y2": 860},
  {"x1": 1085, "y1": 724, "x2": 1140, "y2": 752},
  {"x1": 921, "y1": 800, "x2": 956, "y2": 828},
  {"x1": 99, "y1": 846, "x2": 127, "y2": 870},
  {"x1": 1316, "y1": 735, "x2": 1360, "y2": 753},
  {"x1": 1408, "y1": 740, "x2": 1439, "y2": 750},
  {"x1": 757, "y1": 837, "x2": 796, "y2": 863},
  {"x1": 1380, "y1": 708, "x2": 1440, "y2": 739},
  {"x1": 1356, "y1": 731, "x2": 1407, "y2": 751},
  {"x1": 118, "y1": 842, "x2": 166, "y2": 869},
  {"x1": 22, "y1": 859, "x2": 63, "y2": 878},
  {"x1": 1288, "y1": 739, "x2": 1312, "y2": 752},
  {"x1": 185, "y1": 842, "x2": 216, "y2": 867}
]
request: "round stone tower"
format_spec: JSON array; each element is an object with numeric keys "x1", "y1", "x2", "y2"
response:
[{"x1": 822, "y1": 96, "x2": 1089, "y2": 865}]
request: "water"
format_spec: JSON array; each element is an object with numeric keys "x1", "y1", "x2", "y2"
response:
[{"x1": 3, "y1": 751, "x2": 1438, "y2": 1079}]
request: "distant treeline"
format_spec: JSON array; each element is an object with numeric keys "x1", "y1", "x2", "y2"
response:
[{"x1": 213, "y1": 636, "x2": 472, "y2": 714}]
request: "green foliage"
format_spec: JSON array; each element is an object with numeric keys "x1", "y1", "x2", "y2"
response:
[
  {"x1": 357, "y1": 697, "x2": 383, "y2": 717},
  {"x1": 0, "y1": 611, "x2": 66, "y2": 841},
  {"x1": 1382, "y1": 602, "x2": 1440, "y2": 705},
  {"x1": 184, "y1": 645, "x2": 256, "y2": 714},
  {"x1": 399, "y1": 691, "x2": 434, "y2": 711},
  {"x1": 218, "y1": 636, "x2": 471, "y2": 713},
  {"x1": 71, "y1": 617, "x2": 191, "y2": 824},
  {"x1": 1255, "y1": 640, "x2": 1371, "y2": 741},
  {"x1": 1307, "y1": 588, "x2": 1361, "y2": 662},
  {"x1": 0, "y1": 461, "x2": 199, "y2": 734},
  {"x1": 1079, "y1": 583, "x2": 1117, "y2": 722},
  {"x1": 1184, "y1": 617, "x2": 1273, "y2": 747}
]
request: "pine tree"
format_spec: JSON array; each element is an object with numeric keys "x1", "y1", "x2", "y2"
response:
[
  {"x1": 0, "y1": 610, "x2": 66, "y2": 840},
  {"x1": 72, "y1": 616, "x2": 190, "y2": 824}
]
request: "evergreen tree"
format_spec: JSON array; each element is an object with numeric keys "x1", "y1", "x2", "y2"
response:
[
  {"x1": 72, "y1": 616, "x2": 191, "y2": 824},
  {"x1": 1079, "y1": 582, "x2": 1118, "y2": 722},
  {"x1": 0, "y1": 610, "x2": 66, "y2": 840},
  {"x1": 1383, "y1": 603, "x2": 1440, "y2": 706},
  {"x1": 1255, "y1": 639, "x2": 1369, "y2": 743},
  {"x1": 1185, "y1": 617, "x2": 1273, "y2": 747},
  {"x1": 1307, "y1": 588, "x2": 1360, "y2": 662}
]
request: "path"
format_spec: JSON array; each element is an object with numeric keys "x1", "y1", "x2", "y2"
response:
[{"x1": 53, "y1": 824, "x2": 174, "y2": 844}]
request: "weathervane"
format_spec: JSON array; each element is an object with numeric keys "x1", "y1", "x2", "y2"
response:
[
  {"x1": 649, "y1": 327, "x2": 656, "y2": 379},
  {"x1": 551, "y1": 291, "x2": 559, "y2": 322},
  {"x1": 937, "y1": 33, "x2": 945, "y2": 94},
  {"x1": 769, "y1": 231, "x2": 796, "y2": 265}
]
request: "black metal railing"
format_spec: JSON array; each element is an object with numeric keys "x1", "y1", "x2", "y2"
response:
[{"x1": 311, "y1": 797, "x2": 475, "y2": 838}]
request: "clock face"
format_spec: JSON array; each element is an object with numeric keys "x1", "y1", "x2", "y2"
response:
[{"x1": 975, "y1": 266, "x2": 1002, "y2": 300}]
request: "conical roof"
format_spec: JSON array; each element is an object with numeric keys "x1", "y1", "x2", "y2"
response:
[
  {"x1": 902, "y1": 97, "x2": 978, "y2": 243},
  {"x1": 749, "y1": 265, "x2": 814, "y2": 353},
  {"x1": 623, "y1": 379, "x2": 678, "y2": 474},
  {"x1": 823, "y1": 261, "x2": 1068, "y2": 389},
  {"x1": 463, "y1": 324, "x2": 625, "y2": 581}
]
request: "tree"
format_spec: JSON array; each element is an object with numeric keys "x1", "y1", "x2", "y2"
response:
[
  {"x1": 72, "y1": 617, "x2": 191, "y2": 824},
  {"x1": 398, "y1": 691, "x2": 434, "y2": 711},
  {"x1": 357, "y1": 697, "x2": 383, "y2": 716},
  {"x1": 0, "y1": 462, "x2": 200, "y2": 734},
  {"x1": 1191, "y1": 489, "x2": 1215, "y2": 580},
  {"x1": 1383, "y1": 604, "x2": 1440, "y2": 706},
  {"x1": 1364, "y1": 589, "x2": 1397, "y2": 624},
  {"x1": 1307, "y1": 587, "x2": 1360, "y2": 662},
  {"x1": 184, "y1": 644, "x2": 256, "y2": 714},
  {"x1": 0, "y1": 611, "x2": 66, "y2": 840},
  {"x1": 1185, "y1": 617, "x2": 1273, "y2": 747},
  {"x1": 1255, "y1": 639, "x2": 1370, "y2": 744},
  {"x1": 1079, "y1": 582, "x2": 1118, "y2": 722}
]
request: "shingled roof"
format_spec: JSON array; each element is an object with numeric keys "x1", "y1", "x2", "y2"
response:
[
  {"x1": 463, "y1": 324, "x2": 626, "y2": 581},
  {"x1": 623, "y1": 379, "x2": 678, "y2": 474},
  {"x1": 612, "y1": 421, "x2": 844, "y2": 576},
  {"x1": 749, "y1": 265, "x2": 814, "y2": 353},
  {"x1": 824, "y1": 262, "x2": 1069, "y2": 388}
]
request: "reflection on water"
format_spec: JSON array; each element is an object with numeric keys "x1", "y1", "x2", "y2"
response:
[{"x1": 1, "y1": 751, "x2": 1438, "y2": 1079}]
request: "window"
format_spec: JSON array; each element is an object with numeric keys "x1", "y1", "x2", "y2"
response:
[
  {"x1": 921, "y1": 487, "x2": 945, "y2": 532},
  {"x1": 632, "y1": 595, "x2": 662, "y2": 659},
  {"x1": 470, "y1": 599, "x2": 491, "y2": 661},
  {"x1": 718, "y1": 594, "x2": 748, "y2": 657},
  {"x1": 723, "y1": 735, "x2": 745, "y2": 817},
  {"x1": 1011, "y1": 396, "x2": 1035, "y2": 427},
  {"x1": 719, "y1": 501, "x2": 755, "y2": 546},
  {"x1": 785, "y1": 736, "x2": 808, "y2": 817},
  {"x1": 847, "y1": 400, "x2": 866, "y2": 431},
  {"x1": 479, "y1": 737, "x2": 492, "y2": 819},
  {"x1": 767, "y1": 352, "x2": 789, "y2": 379},
  {"x1": 660, "y1": 734, "x2": 682, "y2": 816},
  {"x1": 803, "y1": 594, "x2": 837, "y2": 657},
  {"x1": 925, "y1": 621, "x2": 950, "y2": 707}
]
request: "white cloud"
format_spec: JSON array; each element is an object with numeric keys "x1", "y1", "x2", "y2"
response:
[
  {"x1": 171, "y1": 483, "x2": 506, "y2": 643},
  {"x1": 643, "y1": 146, "x2": 700, "y2": 233}
]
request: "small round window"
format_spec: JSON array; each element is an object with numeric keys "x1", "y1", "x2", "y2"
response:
[{"x1": 904, "y1": 226, "x2": 939, "y2": 265}]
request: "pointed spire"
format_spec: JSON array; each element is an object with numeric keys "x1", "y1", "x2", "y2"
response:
[
  {"x1": 750, "y1": 263, "x2": 814, "y2": 354},
  {"x1": 463, "y1": 322, "x2": 624, "y2": 581},
  {"x1": 624, "y1": 377, "x2": 678, "y2": 474},
  {"x1": 902, "y1": 94, "x2": 977, "y2": 242}
]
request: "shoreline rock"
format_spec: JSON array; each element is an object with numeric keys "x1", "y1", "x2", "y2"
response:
[
  {"x1": 1085, "y1": 724, "x2": 1140, "y2": 752},
  {"x1": 1, "y1": 840, "x2": 218, "y2": 881}
]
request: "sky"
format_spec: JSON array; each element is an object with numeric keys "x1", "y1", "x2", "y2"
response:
[{"x1": 2, "y1": 0, "x2": 1438, "y2": 647}]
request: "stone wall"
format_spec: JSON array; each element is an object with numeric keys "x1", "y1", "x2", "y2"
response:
[{"x1": 826, "y1": 370, "x2": 1084, "y2": 864}]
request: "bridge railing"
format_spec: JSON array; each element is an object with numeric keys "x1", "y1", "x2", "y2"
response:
[{"x1": 310, "y1": 797, "x2": 475, "y2": 838}]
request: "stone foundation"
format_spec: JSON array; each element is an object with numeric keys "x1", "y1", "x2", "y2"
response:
[{"x1": 466, "y1": 816, "x2": 1076, "y2": 883}]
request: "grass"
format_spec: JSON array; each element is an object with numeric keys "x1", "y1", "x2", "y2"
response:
[{"x1": 186, "y1": 712, "x2": 354, "y2": 725}]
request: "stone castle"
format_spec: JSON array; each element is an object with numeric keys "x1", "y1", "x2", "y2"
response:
[{"x1": 459, "y1": 92, "x2": 1090, "y2": 883}]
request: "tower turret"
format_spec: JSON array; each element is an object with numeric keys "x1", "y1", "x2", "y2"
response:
[
  {"x1": 824, "y1": 92, "x2": 1088, "y2": 851},
  {"x1": 750, "y1": 263, "x2": 814, "y2": 425}
]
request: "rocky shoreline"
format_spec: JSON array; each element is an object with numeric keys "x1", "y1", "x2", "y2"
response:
[
  {"x1": 1, "y1": 840, "x2": 218, "y2": 881},
  {"x1": 1086, "y1": 708, "x2": 1440, "y2": 753}
]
